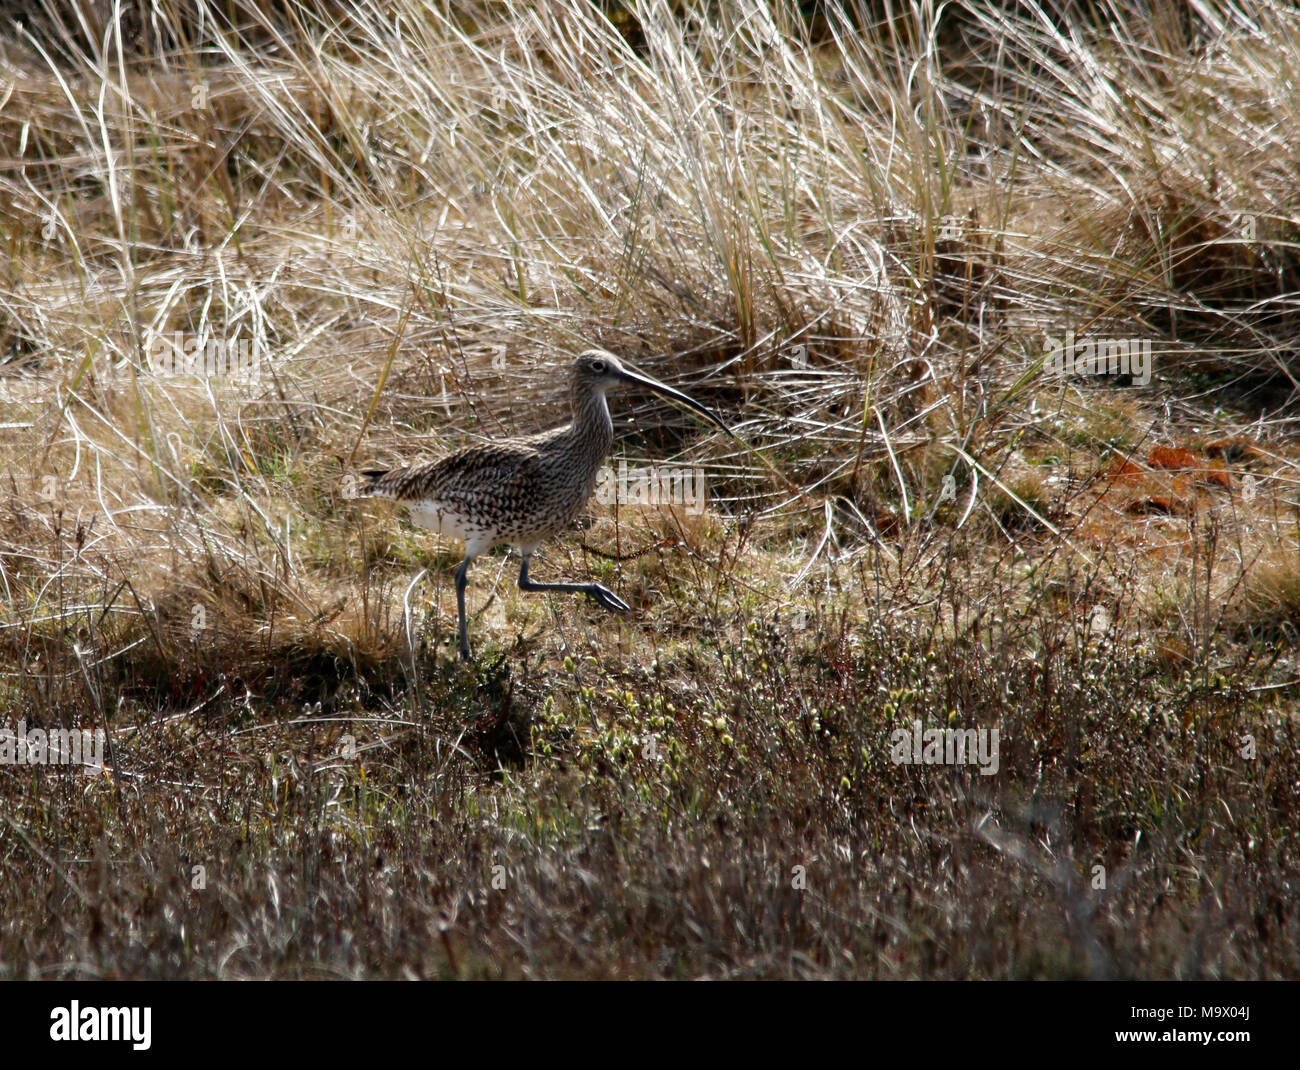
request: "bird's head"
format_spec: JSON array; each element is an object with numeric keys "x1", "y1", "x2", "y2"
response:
[
  {"x1": 571, "y1": 349, "x2": 736, "y2": 439},
  {"x1": 573, "y1": 349, "x2": 631, "y2": 390}
]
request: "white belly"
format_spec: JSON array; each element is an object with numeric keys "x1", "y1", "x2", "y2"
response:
[{"x1": 407, "y1": 501, "x2": 482, "y2": 543}]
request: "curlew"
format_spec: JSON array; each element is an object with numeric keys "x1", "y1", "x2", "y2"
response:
[{"x1": 351, "y1": 349, "x2": 735, "y2": 660}]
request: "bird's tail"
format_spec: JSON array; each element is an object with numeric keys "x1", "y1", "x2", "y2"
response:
[{"x1": 341, "y1": 468, "x2": 390, "y2": 500}]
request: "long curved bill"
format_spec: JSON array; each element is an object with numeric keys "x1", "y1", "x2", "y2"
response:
[{"x1": 614, "y1": 365, "x2": 738, "y2": 440}]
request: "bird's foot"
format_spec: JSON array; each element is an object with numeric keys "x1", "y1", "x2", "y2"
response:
[{"x1": 585, "y1": 584, "x2": 631, "y2": 613}]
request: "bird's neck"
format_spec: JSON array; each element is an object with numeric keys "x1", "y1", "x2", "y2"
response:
[{"x1": 568, "y1": 385, "x2": 615, "y2": 459}]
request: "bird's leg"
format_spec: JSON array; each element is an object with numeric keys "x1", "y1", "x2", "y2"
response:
[
  {"x1": 454, "y1": 555, "x2": 473, "y2": 661},
  {"x1": 518, "y1": 554, "x2": 631, "y2": 613}
]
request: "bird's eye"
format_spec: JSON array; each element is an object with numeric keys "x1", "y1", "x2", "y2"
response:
[{"x1": 591, "y1": 360, "x2": 606, "y2": 373}]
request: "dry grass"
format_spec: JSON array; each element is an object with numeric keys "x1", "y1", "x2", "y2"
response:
[{"x1": 0, "y1": 0, "x2": 1297, "y2": 979}]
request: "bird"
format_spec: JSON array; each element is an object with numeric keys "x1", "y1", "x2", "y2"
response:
[{"x1": 350, "y1": 349, "x2": 736, "y2": 661}]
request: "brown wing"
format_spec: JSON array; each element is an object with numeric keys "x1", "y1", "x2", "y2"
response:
[{"x1": 362, "y1": 441, "x2": 534, "y2": 503}]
